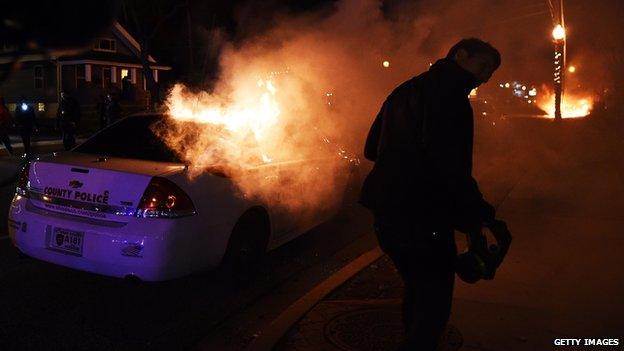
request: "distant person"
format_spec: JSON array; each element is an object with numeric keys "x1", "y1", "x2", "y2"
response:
[
  {"x1": 14, "y1": 97, "x2": 37, "y2": 157},
  {"x1": 57, "y1": 90, "x2": 81, "y2": 150},
  {"x1": 360, "y1": 38, "x2": 509, "y2": 350},
  {"x1": 96, "y1": 94, "x2": 107, "y2": 130},
  {"x1": 121, "y1": 75, "x2": 131, "y2": 100},
  {"x1": 0, "y1": 97, "x2": 14, "y2": 155},
  {"x1": 103, "y1": 93, "x2": 122, "y2": 126}
]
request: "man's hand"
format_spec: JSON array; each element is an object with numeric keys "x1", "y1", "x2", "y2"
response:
[
  {"x1": 486, "y1": 220, "x2": 511, "y2": 245},
  {"x1": 484, "y1": 219, "x2": 512, "y2": 267},
  {"x1": 466, "y1": 229, "x2": 489, "y2": 257}
]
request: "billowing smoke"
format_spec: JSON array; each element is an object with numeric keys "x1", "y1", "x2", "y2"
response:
[
  {"x1": 153, "y1": 0, "x2": 442, "y2": 215},
  {"x1": 153, "y1": 0, "x2": 618, "y2": 216}
]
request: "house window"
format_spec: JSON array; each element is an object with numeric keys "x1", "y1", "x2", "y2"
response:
[
  {"x1": 102, "y1": 67, "x2": 112, "y2": 87},
  {"x1": 121, "y1": 69, "x2": 130, "y2": 80},
  {"x1": 37, "y1": 103, "x2": 45, "y2": 112},
  {"x1": 76, "y1": 65, "x2": 86, "y2": 87},
  {"x1": 34, "y1": 66, "x2": 44, "y2": 89},
  {"x1": 1, "y1": 43, "x2": 16, "y2": 53},
  {"x1": 94, "y1": 38, "x2": 116, "y2": 52},
  {"x1": 92, "y1": 66, "x2": 102, "y2": 86}
]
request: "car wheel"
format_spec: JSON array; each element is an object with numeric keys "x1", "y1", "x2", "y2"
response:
[
  {"x1": 17, "y1": 250, "x2": 30, "y2": 259},
  {"x1": 221, "y1": 208, "x2": 270, "y2": 275}
]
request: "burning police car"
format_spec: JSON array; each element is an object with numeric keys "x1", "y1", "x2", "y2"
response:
[{"x1": 7, "y1": 113, "x2": 360, "y2": 281}]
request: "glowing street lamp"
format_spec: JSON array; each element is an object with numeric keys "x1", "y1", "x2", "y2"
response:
[
  {"x1": 552, "y1": 23, "x2": 566, "y2": 120},
  {"x1": 382, "y1": 60, "x2": 390, "y2": 68},
  {"x1": 568, "y1": 65, "x2": 576, "y2": 73},
  {"x1": 552, "y1": 24, "x2": 566, "y2": 41}
]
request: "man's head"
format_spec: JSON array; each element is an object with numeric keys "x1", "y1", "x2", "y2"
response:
[{"x1": 446, "y1": 38, "x2": 500, "y2": 86}]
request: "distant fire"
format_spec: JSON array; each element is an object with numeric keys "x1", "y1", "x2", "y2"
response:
[{"x1": 536, "y1": 85, "x2": 594, "y2": 118}]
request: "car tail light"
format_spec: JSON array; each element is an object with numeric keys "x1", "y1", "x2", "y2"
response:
[
  {"x1": 136, "y1": 177, "x2": 196, "y2": 218},
  {"x1": 15, "y1": 162, "x2": 31, "y2": 197}
]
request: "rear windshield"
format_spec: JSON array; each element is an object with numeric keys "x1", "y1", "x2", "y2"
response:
[{"x1": 75, "y1": 114, "x2": 182, "y2": 163}]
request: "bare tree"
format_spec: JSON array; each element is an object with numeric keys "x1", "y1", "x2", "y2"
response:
[{"x1": 122, "y1": 0, "x2": 186, "y2": 109}]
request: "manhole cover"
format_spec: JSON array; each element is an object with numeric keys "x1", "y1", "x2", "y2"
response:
[
  {"x1": 323, "y1": 307, "x2": 462, "y2": 351},
  {"x1": 324, "y1": 308, "x2": 403, "y2": 351},
  {"x1": 438, "y1": 324, "x2": 464, "y2": 351}
]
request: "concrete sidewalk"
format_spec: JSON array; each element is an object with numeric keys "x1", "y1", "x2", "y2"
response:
[
  {"x1": 271, "y1": 120, "x2": 624, "y2": 350},
  {"x1": 0, "y1": 138, "x2": 77, "y2": 155}
]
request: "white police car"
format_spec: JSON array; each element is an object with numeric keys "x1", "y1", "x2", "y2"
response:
[{"x1": 7, "y1": 113, "x2": 360, "y2": 281}]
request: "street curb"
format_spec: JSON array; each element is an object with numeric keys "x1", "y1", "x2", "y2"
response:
[
  {"x1": 247, "y1": 246, "x2": 383, "y2": 351},
  {"x1": 0, "y1": 138, "x2": 88, "y2": 151}
]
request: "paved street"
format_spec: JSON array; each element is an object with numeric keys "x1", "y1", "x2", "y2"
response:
[
  {"x1": 0, "y1": 141, "x2": 377, "y2": 350},
  {"x1": 276, "y1": 117, "x2": 624, "y2": 350}
]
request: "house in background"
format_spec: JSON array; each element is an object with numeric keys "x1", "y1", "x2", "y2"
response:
[{"x1": 0, "y1": 22, "x2": 171, "y2": 125}]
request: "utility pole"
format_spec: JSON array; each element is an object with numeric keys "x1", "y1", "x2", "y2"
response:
[
  {"x1": 186, "y1": 0, "x2": 194, "y2": 71},
  {"x1": 551, "y1": 0, "x2": 566, "y2": 120}
]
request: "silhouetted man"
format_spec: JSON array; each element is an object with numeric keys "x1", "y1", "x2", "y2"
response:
[
  {"x1": 14, "y1": 97, "x2": 37, "y2": 157},
  {"x1": 360, "y1": 38, "x2": 504, "y2": 350},
  {"x1": 0, "y1": 97, "x2": 14, "y2": 155},
  {"x1": 96, "y1": 94, "x2": 107, "y2": 130},
  {"x1": 57, "y1": 91, "x2": 81, "y2": 150},
  {"x1": 103, "y1": 93, "x2": 122, "y2": 126}
]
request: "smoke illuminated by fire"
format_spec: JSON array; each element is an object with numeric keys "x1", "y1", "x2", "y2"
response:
[
  {"x1": 536, "y1": 86, "x2": 594, "y2": 118},
  {"x1": 154, "y1": 64, "x2": 352, "y2": 215},
  {"x1": 148, "y1": 0, "x2": 612, "y2": 216},
  {"x1": 150, "y1": 0, "x2": 431, "y2": 216},
  {"x1": 163, "y1": 79, "x2": 281, "y2": 168}
]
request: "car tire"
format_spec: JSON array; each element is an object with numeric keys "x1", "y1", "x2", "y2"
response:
[
  {"x1": 221, "y1": 208, "x2": 270, "y2": 275},
  {"x1": 17, "y1": 250, "x2": 30, "y2": 259}
]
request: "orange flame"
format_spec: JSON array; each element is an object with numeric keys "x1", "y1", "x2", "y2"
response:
[
  {"x1": 163, "y1": 79, "x2": 281, "y2": 168},
  {"x1": 536, "y1": 85, "x2": 594, "y2": 118},
  {"x1": 154, "y1": 72, "x2": 347, "y2": 216}
]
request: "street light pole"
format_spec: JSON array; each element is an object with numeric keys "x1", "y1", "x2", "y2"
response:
[
  {"x1": 553, "y1": 24, "x2": 565, "y2": 120},
  {"x1": 551, "y1": 0, "x2": 566, "y2": 121}
]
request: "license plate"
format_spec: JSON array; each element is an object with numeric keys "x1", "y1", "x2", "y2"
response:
[{"x1": 49, "y1": 227, "x2": 84, "y2": 256}]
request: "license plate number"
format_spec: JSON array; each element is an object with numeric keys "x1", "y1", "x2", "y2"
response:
[{"x1": 49, "y1": 227, "x2": 84, "y2": 256}]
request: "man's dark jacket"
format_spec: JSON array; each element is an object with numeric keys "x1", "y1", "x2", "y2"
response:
[
  {"x1": 104, "y1": 99, "x2": 121, "y2": 125},
  {"x1": 360, "y1": 58, "x2": 494, "y2": 232},
  {"x1": 14, "y1": 105, "x2": 36, "y2": 132}
]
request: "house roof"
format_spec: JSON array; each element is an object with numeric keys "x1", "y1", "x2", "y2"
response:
[
  {"x1": 0, "y1": 22, "x2": 170, "y2": 70},
  {"x1": 58, "y1": 51, "x2": 171, "y2": 70},
  {"x1": 112, "y1": 22, "x2": 156, "y2": 64}
]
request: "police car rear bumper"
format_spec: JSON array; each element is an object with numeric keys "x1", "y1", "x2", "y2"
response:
[{"x1": 8, "y1": 198, "x2": 191, "y2": 281}]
